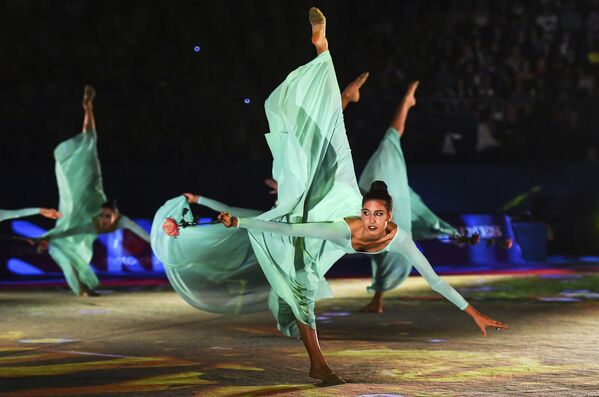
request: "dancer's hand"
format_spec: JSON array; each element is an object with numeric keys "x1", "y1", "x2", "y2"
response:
[
  {"x1": 217, "y1": 212, "x2": 238, "y2": 228},
  {"x1": 183, "y1": 193, "x2": 200, "y2": 204},
  {"x1": 35, "y1": 239, "x2": 49, "y2": 253},
  {"x1": 39, "y1": 208, "x2": 61, "y2": 219},
  {"x1": 264, "y1": 178, "x2": 278, "y2": 195},
  {"x1": 465, "y1": 305, "x2": 508, "y2": 337}
]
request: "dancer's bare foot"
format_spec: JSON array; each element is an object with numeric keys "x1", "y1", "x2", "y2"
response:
[
  {"x1": 359, "y1": 300, "x2": 383, "y2": 314},
  {"x1": 79, "y1": 284, "x2": 99, "y2": 297},
  {"x1": 83, "y1": 85, "x2": 95, "y2": 109},
  {"x1": 359, "y1": 291, "x2": 384, "y2": 313},
  {"x1": 310, "y1": 366, "x2": 346, "y2": 385},
  {"x1": 403, "y1": 80, "x2": 419, "y2": 108},
  {"x1": 309, "y1": 7, "x2": 328, "y2": 55},
  {"x1": 391, "y1": 80, "x2": 420, "y2": 136},
  {"x1": 342, "y1": 72, "x2": 369, "y2": 110}
]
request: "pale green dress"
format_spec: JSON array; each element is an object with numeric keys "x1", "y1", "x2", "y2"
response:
[
  {"x1": 239, "y1": 51, "x2": 468, "y2": 338},
  {"x1": 43, "y1": 128, "x2": 150, "y2": 295},
  {"x1": 150, "y1": 195, "x2": 333, "y2": 315},
  {"x1": 359, "y1": 128, "x2": 459, "y2": 293},
  {"x1": 150, "y1": 195, "x2": 271, "y2": 314}
]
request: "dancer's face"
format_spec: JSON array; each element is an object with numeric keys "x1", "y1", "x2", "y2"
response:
[
  {"x1": 361, "y1": 199, "x2": 392, "y2": 238},
  {"x1": 98, "y1": 208, "x2": 117, "y2": 229}
]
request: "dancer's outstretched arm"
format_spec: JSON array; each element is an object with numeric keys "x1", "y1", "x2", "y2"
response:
[
  {"x1": 118, "y1": 216, "x2": 151, "y2": 242},
  {"x1": 183, "y1": 193, "x2": 262, "y2": 218},
  {"x1": 219, "y1": 213, "x2": 349, "y2": 247},
  {"x1": 0, "y1": 208, "x2": 61, "y2": 223},
  {"x1": 223, "y1": 212, "x2": 508, "y2": 336},
  {"x1": 388, "y1": 230, "x2": 508, "y2": 335}
]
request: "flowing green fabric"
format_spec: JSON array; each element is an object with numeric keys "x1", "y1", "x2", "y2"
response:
[
  {"x1": 0, "y1": 208, "x2": 40, "y2": 223},
  {"x1": 358, "y1": 128, "x2": 458, "y2": 293},
  {"x1": 150, "y1": 195, "x2": 334, "y2": 315},
  {"x1": 43, "y1": 129, "x2": 106, "y2": 295},
  {"x1": 42, "y1": 129, "x2": 150, "y2": 295},
  {"x1": 246, "y1": 51, "x2": 362, "y2": 338},
  {"x1": 150, "y1": 196, "x2": 272, "y2": 314}
]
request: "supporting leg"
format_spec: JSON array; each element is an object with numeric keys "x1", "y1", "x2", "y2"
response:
[{"x1": 296, "y1": 320, "x2": 346, "y2": 385}]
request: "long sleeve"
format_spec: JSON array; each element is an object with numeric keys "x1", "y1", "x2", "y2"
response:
[
  {"x1": 237, "y1": 217, "x2": 349, "y2": 247},
  {"x1": 44, "y1": 224, "x2": 97, "y2": 240},
  {"x1": 0, "y1": 208, "x2": 41, "y2": 223},
  {"x1": 388, "y1": 229, "x2": 469, "y2": 310},
  {"x1": 198, "y1": 196, "x2": 262, "y2": 218},
  {"x1": 118, "y1": 215, "x2": 151, "y2": 243}
]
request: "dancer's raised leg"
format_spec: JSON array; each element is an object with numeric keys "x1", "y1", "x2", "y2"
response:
[
  {"x1": 309, "y1": 7, "x2": 328, "y2": 55},
  {"x1": 342, "y1": 72, "x2": 369, "y2": 111},
  {"x1": 82, "y1": 85, "x2": 96, "y2": 132},
  {"x1": 295, "y1": 8, "x2": 345, "y2": 385},
  {"x1": 390, "y1": 81, "x2": 419, "y2": 136}
]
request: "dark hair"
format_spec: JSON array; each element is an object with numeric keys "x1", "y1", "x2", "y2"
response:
[
  {"x1": 101, "y1": 199, "x2": 119, "y2": 212},
  {"x1": 362, "y1": 181, "x2": 393, "y2": 211}
]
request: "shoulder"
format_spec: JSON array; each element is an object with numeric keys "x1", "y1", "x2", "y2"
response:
[
  {"x1": 343, "y1": 217, "x2": 361, "y2": 230},
  {"x1": 387, "y1": 221, "x2": 398, "y2": 234}
]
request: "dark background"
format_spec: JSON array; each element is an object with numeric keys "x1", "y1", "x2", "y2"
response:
[{"x1": 1, "y1": 0, "x2": 598, "y2": 254}]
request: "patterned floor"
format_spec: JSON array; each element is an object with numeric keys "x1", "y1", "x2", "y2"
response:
[{"x1": 1, "y1": 273, "x2": 598, "y2": 396}]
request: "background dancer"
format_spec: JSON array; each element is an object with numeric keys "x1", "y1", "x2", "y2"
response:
[{"x1": 35, "y1": 86, "x2": 150, "y2": 296}]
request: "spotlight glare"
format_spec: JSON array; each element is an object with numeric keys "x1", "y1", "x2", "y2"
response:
[
  {"x1": 244, "y1": 98, "x2": 251, "y2": 104},
  {"x1": 193, "y1": 46, "x2": 201, "y2": 53}
]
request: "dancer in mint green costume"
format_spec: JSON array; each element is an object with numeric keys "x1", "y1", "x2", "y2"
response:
[
  {"x1": 38, "y1": 86, "x2": 150, "y2": 296},
  {"x1": 150, "y1": 184, "x2": 334, "y2": 314},
  {"x1": 342, "y1": 78, "x2": 466, "y2": 312},
  {"x1": 0, "y1": 207, "x2": 60, "y2": 223},
  {"x1": 214, "y1": 8, "x2": 507, "y2": 385},
  {"x1": 150, "y1": 193, "x2": 272, "y2": 314}
]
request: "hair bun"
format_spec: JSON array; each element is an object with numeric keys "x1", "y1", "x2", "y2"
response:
[
  {"x1": 370, "y1": 180, "x2": 388, "y2": 192},
  {"x1": 363, "y1": 180, "x2": 393, "y2": 211}
]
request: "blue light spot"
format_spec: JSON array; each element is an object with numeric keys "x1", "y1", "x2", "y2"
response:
[
  {"x1": 12, "y1": 220, "x2": 47, "y2": 238},
  {"x1": 243, "y1": 98, "x2": 251, "y2": 104},
  {"x1": 7, "y1": 258, "x2": 44, "y2": 275},
  {"x1": 193, "y1": 46, "x2": 201, "y2": 53}
]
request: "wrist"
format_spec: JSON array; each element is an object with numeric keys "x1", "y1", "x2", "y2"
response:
[
  {"x1": 232, "y1": 217, "x2": 239, "y2": 228},
  {"x1": 464, "y1": 304, "x2": 475, "y2": 314}
]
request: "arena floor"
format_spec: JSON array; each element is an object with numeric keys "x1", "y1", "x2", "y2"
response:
[{"x1": 1, "y1": 273, "x2": 598, "y2": 397}]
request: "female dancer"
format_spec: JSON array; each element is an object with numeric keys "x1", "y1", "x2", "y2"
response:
[
  {"x1": 36, "y1": 86, "x2": 150, "y2": 297},
  {"x1": 150, "y1": 181, "x2": 333, "y2": 314},
  {"x1": 343, "y1": 76, "x2": 473, "y2": 313},
  {"x1": 212, "y1": 8, "x2": 507, "y2": 384},
  {"x1": 157, "y1": 192, "x2": 271, "y2": 315},
  {"x1": 1, "y1": 208, "x2": 60, "y2": 223}
]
